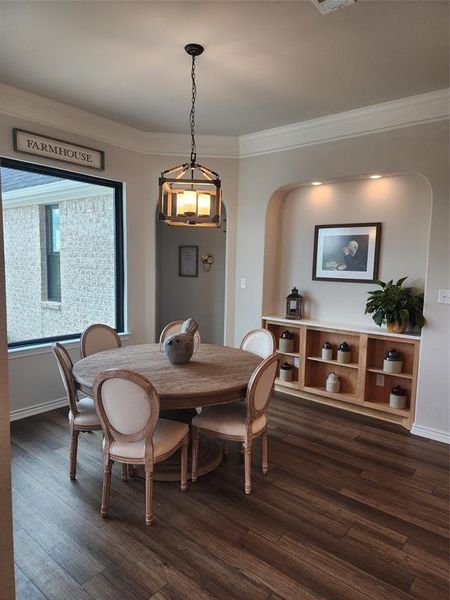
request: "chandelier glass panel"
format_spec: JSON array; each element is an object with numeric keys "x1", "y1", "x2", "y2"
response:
[{"x1": 159, "y1": 44, "x2": 222, "y2": 227}]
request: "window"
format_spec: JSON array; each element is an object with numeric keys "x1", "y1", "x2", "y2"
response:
[
  {"x1": 0, "y1": 158, "x2": 124, "y2": 348},
  {"x1": 45, "y1": 204, "x2": 61, "y2": 301}
]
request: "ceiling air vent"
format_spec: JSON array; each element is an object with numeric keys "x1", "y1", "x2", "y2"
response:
[{"x1": 311, "y1": 0, "x2": 357, "y2": 14}]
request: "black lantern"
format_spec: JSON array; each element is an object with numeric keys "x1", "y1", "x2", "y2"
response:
[
  {"x1": 159, "y1": 44, "x2": 222, "y2": 228},
  {"x1": 285, "y1": 288, "x2": 304, "y2": 320}
]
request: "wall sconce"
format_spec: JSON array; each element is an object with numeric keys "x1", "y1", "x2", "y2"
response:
[{"x1": 201, "y1": 252, "x2": 214, "y2": 272}]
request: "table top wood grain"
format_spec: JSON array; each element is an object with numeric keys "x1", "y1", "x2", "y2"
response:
[{"x1": 72, "y1": 343, "x2": 262, "y2": 409}]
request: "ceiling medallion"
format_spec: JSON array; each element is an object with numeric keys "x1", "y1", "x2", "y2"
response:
[{"x1": 159, "y1": 44, "x2": 222, "y2": 227}]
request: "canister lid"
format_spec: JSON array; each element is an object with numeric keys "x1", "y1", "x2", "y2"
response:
[
  {"x1": 281, "y1": 330, "x2": 295, "y2": 339},
  {"x1": 338, "y1": 342, "x2": 350, "y2": 352},
  {"x1": 280, "y1": 362, "x2": 294, "y2": 370},
  {"x1": 385, "y1": 348, "x2": 401, "y2": 361},
  {"x1": 391, "y1": 385, "x2": 406, "y2": 396},
  {"x1": 322, "y1": 341, "x2": 332, "y2": 349},
  {"x1": 327, "y1": 371, "x2": 340, "y2": 381}
]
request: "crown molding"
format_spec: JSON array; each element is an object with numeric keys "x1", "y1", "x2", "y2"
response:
[
  {"x1": 1, "y1": 83, "x2": 448, "y2": 161},
  {"x1": 239, "y1": 88, "x2": 450, "y2": 158},
  {"x1": 0, "y1": 83, "x2": 239, "y2": 159}
]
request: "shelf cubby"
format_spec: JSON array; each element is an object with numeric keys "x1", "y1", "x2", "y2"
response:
[
  {"x1": 364, "y1": 371, "x2": 412, "y2": 412},
  {"x1": 366, "y1": 336, "x2": 415, "y2": 376},
  {"x1": 305, "y1": 327, "x2": 360, "y2": 365},
  {"x1": 304, "y1": 359, "x2": 359, "y2": 397},
  {"x1": 267, "y1": 322, "x2": 301, "y2": 354}
]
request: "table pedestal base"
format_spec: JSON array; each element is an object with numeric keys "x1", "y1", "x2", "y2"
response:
[
  {"x1": 131, "y1": 437, "x2": 223, "y2": 482},
  {"x1": 155, "y1": 436, "x2": 223, "y2": 482},
  {"x1": 133, "y1": 409, "x2": 224, "y2": 482}
]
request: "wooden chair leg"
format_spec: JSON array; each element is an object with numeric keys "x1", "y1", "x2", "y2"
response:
[
  {"x1": 262, "y1": 430, "x2": 269, "y2": 475},
  {"x1": 240, "y1": 443, "x2": 244, "y2": 456},
  {"x1": 101, "y1": 460, "x2": 113, "y2": 518},
  {"x1": 223, "y1": 441, "x2": 229, "y2": 456},
  {"x1": 191, "y1": 426, "x2": 199, "y2": 482},
  {"x1": 145, "y1": 466, "x2": 154, "y2": 526},
  {"x1": 180, "y1": 434, "x2": 188, "y2": 491},
  {"x1": 244, "y1": 440, "x2": 253, "y2": 495},
  {"x1": 69, "y1": 429, "x2": 79, "y2": 480},
  {"x1": 128, "y1": 464, "x2": 136, "y2": 478},
  {"x1": 121, "y1": 463, "x2": 129, "y2": 481}
]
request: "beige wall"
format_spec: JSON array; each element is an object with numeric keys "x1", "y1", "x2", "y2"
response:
[
  {"x1": 270, "y1": 175, "x2": 431, "y2": 325},
  {"x1": 235, "y1": 121, "x2": 449, "y2": 438},
  {"x1": 0, "y1": 112, "x2": 238, "y2": 415},
  {"x1": 157, "y1": 211, "x2": 227, "y2": 345},
  {"x1": 0, "y1": 104, "x2": 448, "y2": 440}
]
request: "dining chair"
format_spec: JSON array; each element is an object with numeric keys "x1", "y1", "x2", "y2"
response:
[
  {"x1": 159, "y1": 320, "x2": 201, "y2": 348},
  {"x1": 52, "y1": 342, "x2": 102, "y2": 479},
  {"x1": 240, "y1": 328, "x2": 276, "y2": 359},
  {"x1": 80, "y1": 323, "x2": 122, "y2": 358},
  {"x1": 94, "y1": 369, "x2": 189, "y2": 525},
  {"x1": 191, "y1": 353, "x2": 279, "y2": 494}
]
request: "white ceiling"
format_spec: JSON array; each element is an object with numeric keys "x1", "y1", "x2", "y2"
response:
[{"x1": 0, "y1": 1, "x2": 448, "y2": 136}]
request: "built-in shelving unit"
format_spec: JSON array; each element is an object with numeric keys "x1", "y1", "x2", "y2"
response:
[{"x1": 263, "y1": 316, "x2": 420, "y2": 429}]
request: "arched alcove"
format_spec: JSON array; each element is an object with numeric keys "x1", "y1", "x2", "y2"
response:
[{"x1": 263, "y1": 174, "x2": 432, "y2": 326}]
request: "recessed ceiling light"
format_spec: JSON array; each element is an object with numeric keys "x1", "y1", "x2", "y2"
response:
[
  {"x1": 369, "y1": 174, "x2": 382, "y2": 180},
  {"x1": 311, "y1": 181, "x2": 323, "y2": 186}
]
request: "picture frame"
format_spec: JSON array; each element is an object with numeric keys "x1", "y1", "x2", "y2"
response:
[
  {"x1": 178, "y1": 245, "x2": 198, "y2": 277},
  {"x1": 312, "y1": 223, "x2": 381, "y2": 283}
]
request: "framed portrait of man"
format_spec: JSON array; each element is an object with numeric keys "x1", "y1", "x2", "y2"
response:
[{"x1": 312, "y1": 223, "x2": 381, "y2": 282}]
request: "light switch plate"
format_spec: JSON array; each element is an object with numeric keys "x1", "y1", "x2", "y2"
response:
[
  {"x1": 240, "y1": 277, "x2": 247, "y2": 289},
  {"x1": 438, "y1": 289, "x2": 450, "y2": 304},
  {"x1": 376, "y1": 374, "x2": 385, "y2": 387}
]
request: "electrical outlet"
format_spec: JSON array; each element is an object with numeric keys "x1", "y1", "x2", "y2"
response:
[
  {"x1": 376, "y1": 374, "x2": 385, "y2": 387},
  {"x1": 240, "y1": 278, "x2": 247, "y2": 289},
  {"x1": 438, "y1": 289, "x2": 450, "y2": 304}
]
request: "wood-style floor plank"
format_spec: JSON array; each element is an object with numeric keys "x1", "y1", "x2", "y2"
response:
[{"x1": 11, "y1": 395, "x2": 449, "y2": 600}]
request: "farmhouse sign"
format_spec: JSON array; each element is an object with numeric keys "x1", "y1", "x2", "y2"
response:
[{"x1": 13, "y1": 129, "x2": 105, "y2": 170}]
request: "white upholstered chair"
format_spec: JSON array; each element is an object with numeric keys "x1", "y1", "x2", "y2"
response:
[
  {"x1": 94, "y1": 369, "x2": 189, "y2": 525},
  {"x1": 52, "y1": 342, "x2": 102, "y2": 479},
  {"x1": 191, "y1": 353, "x2": 279, "y2": 494},
  {"x1": 240, "y1": 328, "x2": 276, "y2": 359},
  {"x1": 80, "y1": 323, "x2": 121, "y2": 358},
  {"x1": 159, "y1": 320, "x2": 201, "y2": 349}
]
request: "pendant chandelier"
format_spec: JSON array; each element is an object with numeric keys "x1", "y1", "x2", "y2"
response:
[{"x1": 159, "y1": 43, "x2": 222, "y2": 227}]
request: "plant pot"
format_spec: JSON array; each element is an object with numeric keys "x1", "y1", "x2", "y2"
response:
[{"x1": 387, "y1": 321, "x2": 407, "y2": 334}]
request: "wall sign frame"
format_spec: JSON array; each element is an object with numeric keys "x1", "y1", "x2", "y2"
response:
[
  {"x1": 13, "y1": 129, "x2": 105, "y2": 170},
  {"x1": 178, "y1": 245, "x2": 198, "y2": 277},
  {"x1": 312, "y1": 222, "x2": 382, "y2": 283}
]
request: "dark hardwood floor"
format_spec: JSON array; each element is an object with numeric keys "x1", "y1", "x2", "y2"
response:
[{"x1": 10, "y1": 394, "x2": 450, "y2": 600}]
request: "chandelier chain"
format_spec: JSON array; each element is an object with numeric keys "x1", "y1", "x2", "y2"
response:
[{"x1": 190, "y1": 54, "x2": 197, "y2": 165}]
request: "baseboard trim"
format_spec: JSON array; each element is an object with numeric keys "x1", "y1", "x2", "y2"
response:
[
  {"x1": 411, "y1": 424, "x2": 450, "y2": 444},
  {"x1": 10, "y1": 397, "x2": 67, "y2": 422}
]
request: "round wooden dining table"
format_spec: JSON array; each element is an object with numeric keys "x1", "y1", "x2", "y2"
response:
[{"x1": 72, "y1": 343, "x2": 261, "y2": 481}]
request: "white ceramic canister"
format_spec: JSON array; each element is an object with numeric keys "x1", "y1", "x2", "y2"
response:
[
  {"x1": 279, "y1": 330, "x2": 295, "y2": 353},
  {"x1": 383, "y1": 348, "x2": 403, "y2": 374},
  {"x1": 326, "y1": 372, "x2": 341, "y2": 393},
  {"x1": 280, "y1": 362, "x2": 294, "y2": 382},
  {"x1": 321, "y1": 342, "x2": 333, "y2": 361},
  {"x1": 389, "y1": 385, "x2": 407, "y2": 409},
  {"x1": 337, "y1": 342, "x2": 351, "y2": 364}
]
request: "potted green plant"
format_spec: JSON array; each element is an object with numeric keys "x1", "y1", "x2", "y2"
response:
[{"x1": 365, "y1": 277, "x2": 425, "y2": 333}]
